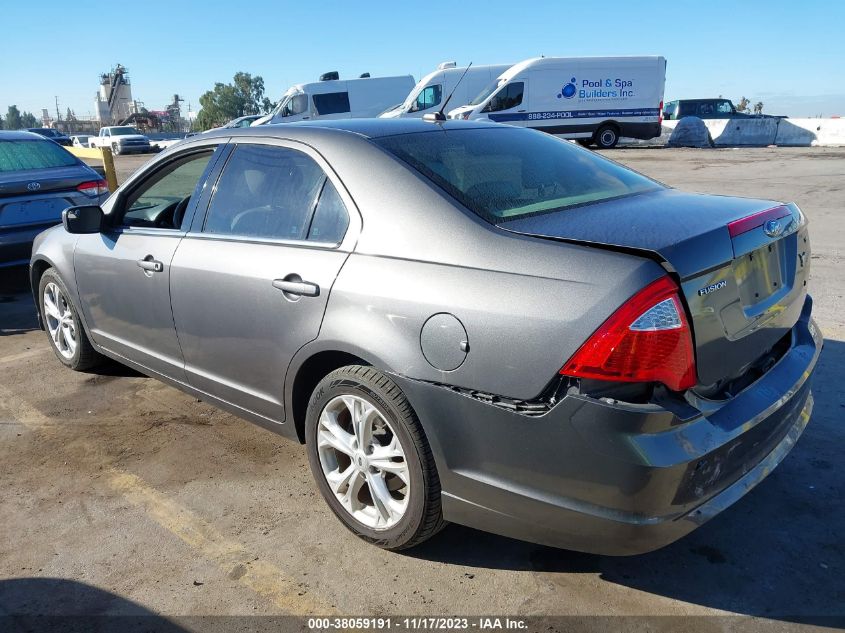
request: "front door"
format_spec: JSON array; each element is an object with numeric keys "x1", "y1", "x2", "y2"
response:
[
  {"x1": 170, "y1": 140, "x2": 355, "y2": 422},
  {"x1": 75, "y1": 147, "x2": 221, "y2": 379}
]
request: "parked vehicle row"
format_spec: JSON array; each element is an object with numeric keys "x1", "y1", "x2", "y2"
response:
[
  {"x1": 247, "y1": 57, "x2": 667, "y2": 149},
  {"x1": 29, "y1": 119, "x2": 820, "y2": 554}
]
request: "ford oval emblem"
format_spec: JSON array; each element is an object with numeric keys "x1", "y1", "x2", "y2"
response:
[
  {"x1": 26, "y1": 182, "x2": 41, "y2": 191},
  {"x1": 764, "y1": 218, "x2": 783, "y2": 238}
]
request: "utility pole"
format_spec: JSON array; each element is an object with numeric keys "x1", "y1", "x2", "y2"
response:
[{"x1": 55, "y1": 96, "x2": 61, "y2": 123}]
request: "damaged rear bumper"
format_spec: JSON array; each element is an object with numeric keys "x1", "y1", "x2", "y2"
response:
[{"x1": 392, "y1": 296, "x2": 821, "y2": 555}]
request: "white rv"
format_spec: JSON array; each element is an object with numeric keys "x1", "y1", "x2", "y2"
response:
[
  {"x1": 380, "y1": 62, "x2": 512, "y2": 119},
  {"x1": 259, "y1": 72, "x2": 415, "y2": 125},
  {"x1": 448, "y1": 56, "x2": 667, "y2": 148}
]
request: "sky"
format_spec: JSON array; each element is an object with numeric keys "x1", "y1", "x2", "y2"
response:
[{"x1": 1, "y1": 0, "x2": 843, "y2": 120}]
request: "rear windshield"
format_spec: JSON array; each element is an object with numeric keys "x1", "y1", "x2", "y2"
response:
[
  {"x1": 375, "y1": 128, "x2": 661, "y2": 224},
  {"x1": 0, "y1": 139, "x2": 78, "y2": 172}
]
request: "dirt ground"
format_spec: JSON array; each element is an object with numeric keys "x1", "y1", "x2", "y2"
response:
[{"x1": 1, "y1": 147, "x2": 843, "y2": 630}]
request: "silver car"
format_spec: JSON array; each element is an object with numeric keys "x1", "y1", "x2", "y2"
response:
[{"x1": 30, "y1": 120, "x2": 820, "y2": 554}]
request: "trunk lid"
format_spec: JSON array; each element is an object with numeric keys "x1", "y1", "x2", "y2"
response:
[
  {"x1": 0, "y1": 164, "x2": 95, "y2": 198},
  {"x1": 501, "y1": 189, "x2": 810, "y2": 389}
]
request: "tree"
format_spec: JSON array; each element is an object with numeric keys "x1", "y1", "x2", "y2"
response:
[
  {"x1": 195, "y1": 71, "x2": 270, "y2": 130},
  {"x1": 20, "y1": 111, "x2": 38, "y2": 128},
  {"x1": 735, "y1": 97, "x2": 751, "y2": 113},
  {"x1": 5, "y1": 105, "x2": 22, "y2": 130},
  {"x1": 753, "y1": 101, "x2": 764, "y2": 115},
  {"x1": 0, "y1": 114, "x2": 4, "y2": 130}
]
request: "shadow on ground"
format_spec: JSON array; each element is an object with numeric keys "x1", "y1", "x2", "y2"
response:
[
  {"x1": 407, "y1": 339, "x2": 845, "y2": 624},
  {"x1": 0, "y1": 578, "x2": 188, "y2": 632}
]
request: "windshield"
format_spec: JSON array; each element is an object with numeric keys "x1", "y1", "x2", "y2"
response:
[
  {"x1": 375, "y1": 128, "x2": 662, "y2": 225},
  {"x1": 469, "y1": 78, "x2": 504, "y2": 106},
  {"x1": 109, "y1": 126, "x2": 140, "y2": 135},
  {"x1": 0, "y1": 139, "x2": 78, "y2": 172}
]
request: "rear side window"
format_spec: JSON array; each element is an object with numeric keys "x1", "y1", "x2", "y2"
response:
[
  {"x1": 409, "y1": 85, "x2": 442, "y2": 112},
  {"x1": 307, "y1": 180, "x2": 349, "y2": 243},
  {"x1": 203, "y1": 144, "x2": 326, "y2": 241},
  {"x1": 313, "y1": 92, "x2": 351, "y2": 115},
  {"x1": 375, "y1": 127, "x2": 661, "y2": 225},
  {"x1": 483, "y1": 82, "x2": 524, "y2": 112},
  {"x1": 0, "y1": 140, "x2": 77, "y2": 172}
]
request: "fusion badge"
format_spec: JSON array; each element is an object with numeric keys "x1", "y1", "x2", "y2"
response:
[{"x1": 698, "y1": 280, "x2": 727, "y2": 296}]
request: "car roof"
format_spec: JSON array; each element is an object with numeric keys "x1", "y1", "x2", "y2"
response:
[
  {"x1": 203, "y1": 117, "x2": 502, "y2": 141},
  {"x1": 0, "y1": 130, "x2": 51, "y2": 141}
]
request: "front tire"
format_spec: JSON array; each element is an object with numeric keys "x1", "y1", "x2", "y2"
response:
[
  {"x1": 39, "y1": 269, "x2": 102, "y2": 371},
  {"x1": 594, "y1": 124, "x2": 620, "y2": 149},
  {"x1": 305, "y1": 365, "x2": 444, "y2": 550},
  {"x1": 111, "y1": 143, "x2": 121, "y2": 156}
]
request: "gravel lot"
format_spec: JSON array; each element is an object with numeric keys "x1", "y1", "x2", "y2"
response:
[{"x1": 1, "y1": 147, "x2": 843, "y2": 629}]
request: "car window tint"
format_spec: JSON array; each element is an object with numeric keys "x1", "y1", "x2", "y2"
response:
[
  {"x1": 307, "y1": 179, "x2": 349, "y2": 244},
  {"x1": 313, "y1": 92, "x2": 351, "y2": 115},
  {"x1": 0, "y1": 139, "x2": 77, "y2": 172},
  {"x1": 203, "y1": 144, "x2": 325, "y2": 241},
  {"x1": 376, "y1": 127, "x2": 661, "y2": 225},
  {"x1": 484, "y1": 82, "x2": 524, "y2": 112},
  {"x1": 121, "y1": 151, "x2": 213, "y2": 228}
]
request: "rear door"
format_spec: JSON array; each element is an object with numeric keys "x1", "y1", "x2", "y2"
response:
[{"x1": 169, "y1": 139, "x2": 358, "y2": 422}]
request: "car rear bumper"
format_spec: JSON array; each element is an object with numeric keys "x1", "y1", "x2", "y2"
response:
[
  {"x1": 392, "y1": 295, "x2": 821, "y2": 555},
  {"x1": 0, "y1": 223, "x2": 57, "y2": 268}
]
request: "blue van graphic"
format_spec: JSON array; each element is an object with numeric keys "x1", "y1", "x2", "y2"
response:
[{"x1": 558, "y1": 78, "x2": 577, "y2": 99}]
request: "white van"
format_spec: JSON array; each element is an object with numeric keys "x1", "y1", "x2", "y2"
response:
[
  {"x1": 261, "y1": 73, "x2": 415, "y2": 125},
  {"x1": 448, "y1": 56, "x2": 667, "y2": 148},
  {"x1": 380, "y1": 62, "x2": 512, "y2": 119}
]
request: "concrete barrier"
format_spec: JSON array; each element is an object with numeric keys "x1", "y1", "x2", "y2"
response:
[
  {"x1": 708, "y1": 118, "x2": 779, "y2": 146},
  {"x1": 775, "y1": 118, "x2": 845, "y2": 146},
  {"x1": 625, "y1": 117, "x2": 845, "y2": 148}
]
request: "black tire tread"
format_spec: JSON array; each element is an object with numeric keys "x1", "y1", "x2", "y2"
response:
[
  {"x1": 309, "y1": 365, "x2": 445, "y2": 550},
  {"x1": 39, "y1": 269, "x2": 103, "y2": 371}
]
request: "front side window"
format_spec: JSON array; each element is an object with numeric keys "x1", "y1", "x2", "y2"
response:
[
  {"x1": 699, "y1": 102, "x2": 715, "y2": 116},
  {"x1": 0, "y1": 139, "x2": 78, "y2": 172},
  {"x1": 282, "y1": 94, "x2": 309, "y2": 117},
  {"x1": 313, "y1": 92, "x2": 351, "y2": 116},
  {"x1": 483, "y1": 82, "x2": 524, "y2": 112},
  {"x1": 203, "y1": 144, "x2": 326, "y2": 241},
  {"x1": 375, "y1": 128, "x2": 661, "y2": 225},
  {"x1": 409, "y1": 85, "x2": 442, "y2": 113},
  {"x1": 120, "y1": 151, "x2": 213, "y2": 229}
]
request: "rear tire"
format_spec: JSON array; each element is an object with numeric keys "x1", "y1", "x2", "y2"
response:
[
  {"x1": 305, "y1": 365, "x2": 445, "y2": 550},
  {"x1": 594, "y1": 124, "x2": 620, "y2": 149},
  {"x1": 38, "y1": 269, "x2": 102, "y2": 371}
]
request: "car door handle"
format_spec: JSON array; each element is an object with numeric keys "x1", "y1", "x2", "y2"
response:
[
  {"x1": 137, "y1": 258, "x2": 163, "y2": 273},
  {"x1": 272, "y1": 278, "x2": 320, "y2": 297}
]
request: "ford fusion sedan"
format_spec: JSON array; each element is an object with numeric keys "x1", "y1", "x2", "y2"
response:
[
  {"x1": 1, "y1": 131, "x2": 108, "y2": 268},
  {"x1": 30, "y1": 120, "x2": 820, "y2": 554}
]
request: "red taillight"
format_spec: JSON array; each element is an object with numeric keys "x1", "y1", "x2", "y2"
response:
[
  {"x1": 658, "y1": 100, "x2": 664, "y2": 125},
  {"x1": 77, "y1": 179, "x2": 109, "y2": 198},
  {"x1": 560, "y1": 276, "x2": 696, "y2": 391},
  {"x1": 726, "y1": 205, "x2": 790, "y2": 238}
]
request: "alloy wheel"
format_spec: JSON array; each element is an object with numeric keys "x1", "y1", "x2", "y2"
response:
[
  {"x1": 43, "y1": 282, "x2": 77, "y2": 360},
  {"x1": 316, "y1": 394, "x2": 410, "y2": 530}
]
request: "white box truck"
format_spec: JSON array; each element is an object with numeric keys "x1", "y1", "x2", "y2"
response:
[
  {"x1": 448, "y1": 56, "x2": 666, "y2": 148},
  {"x1": 380, "y1": 62, "x2": 513, "y2": 119},
  {"x1": 257, "y1": 72, "x2": 415, "y2": 125}
]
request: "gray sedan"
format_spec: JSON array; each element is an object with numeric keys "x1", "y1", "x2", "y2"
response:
[
  {"x1": 29, "y1": 120, "x2": 820, "y2": 554},
  {"x1": 1, "y1": 130, "x2": 108, "y2": 268}
]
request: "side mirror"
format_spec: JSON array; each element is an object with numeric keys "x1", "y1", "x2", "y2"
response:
[{"x1": 63, "y1": 205, "x2": 104, "y2": 234}]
